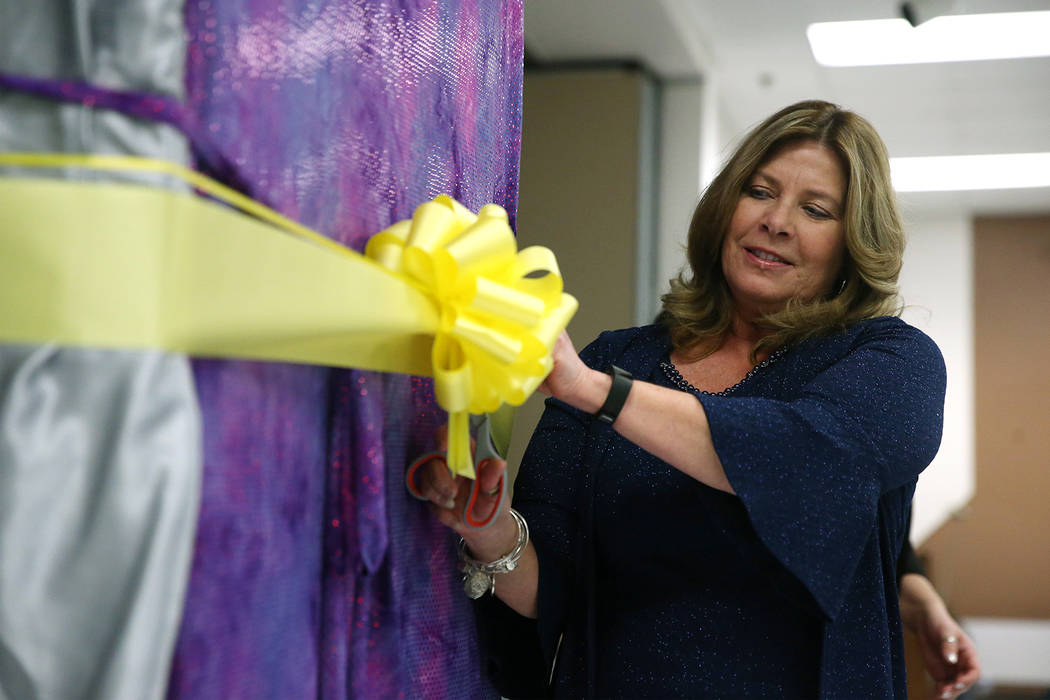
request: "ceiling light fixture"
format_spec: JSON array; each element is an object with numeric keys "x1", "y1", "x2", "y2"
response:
[
  {"x1": 890, "y1": 153, "x2": 1050, "y2": 192},
  {"x1": 900, "y1": 0, "x2": 964, "y2": 27},
  {"x1": 807, "y1": 11, "x2": 1050, "y2": 66}
]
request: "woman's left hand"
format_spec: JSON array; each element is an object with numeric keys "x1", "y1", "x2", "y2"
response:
[{"x1": 538, "y1": 330, "x2": 592, "y2": 404}]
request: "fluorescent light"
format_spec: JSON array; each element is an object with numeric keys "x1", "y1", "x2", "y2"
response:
[
  {"x1": 890, "y1": 153, "x2": 1050, "y2": 192},
  {"x1": 808, "y1": 11, "x2": 1050, "y2": 66}
]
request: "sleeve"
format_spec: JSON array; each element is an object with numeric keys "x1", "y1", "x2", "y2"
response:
[
  {"x1": 512, "y1": 394, "x2": 588, "y2": 665},
  {"x1": 475, "y1": 332, "x2": 613, "y2": 683},
  {"x1": 697, "y1": 319, "x2": 946, "y2": 621},
  {"x1": 898, "y1": 539, "x2": 927, "y2": 579},
  {"x1": 898, "y1": 507, "x2": 928, "y2": 580}
]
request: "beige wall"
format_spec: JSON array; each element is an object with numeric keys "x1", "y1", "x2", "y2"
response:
[
  {"x1": 921, "y1": 214, "x2": 1050, "y2": 618},
  {"x1": 507, "y1": 67, "x2": 649, "y2": 474}
]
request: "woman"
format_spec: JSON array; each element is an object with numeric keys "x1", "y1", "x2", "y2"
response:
[{"x1": 420, "y1": 100, "x2": 947, "y2": 698}]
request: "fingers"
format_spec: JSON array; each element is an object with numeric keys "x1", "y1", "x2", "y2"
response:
[
  {"x1": 476, "y1": 457, "x2": 505, "y2": 497},
  {"x1": 412, "y1": 454, "x2": 507, "y2": 526},
  {"x1": 406, "y1": 420, "x2": 476, "y2": 510},
  {"x1": 411, "y1": 428, "x2": 507, "y2": 533},
  {"x1": 930, "y1": 631, "x2": 980, "y2": 699},
  {"x1": 934, "y1": 684, "x2": 956, "y2": 700},
  {"x1": 539, "y1": 330, "x2": 583, "y2": 398},
  {"x1": 941, "y1": 634, "x2": 959, "y2": 666},
  {"x1": 934, "y1": 681, "x2": 968, "y2": 700},
  {"x1": 954, "y1": 638, "x2": 981, "y2": 686},
  {"x1": 465, "y1": 458, "x2": 507, "y2": 527},
  {"x1": 413, "y1": 455, "x2": 459, "y2": 509}
]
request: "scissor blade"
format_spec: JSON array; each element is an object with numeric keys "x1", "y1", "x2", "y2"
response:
[{"x1": 485, "y1": 405, "x2": 515, "y2": 460}]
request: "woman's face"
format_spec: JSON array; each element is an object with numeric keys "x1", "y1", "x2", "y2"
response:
[{"x1": 720, "y1": 140, "x2": 847, "y2": 319}]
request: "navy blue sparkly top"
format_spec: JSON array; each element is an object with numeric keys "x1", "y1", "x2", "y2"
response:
[{"x1": 509, "y1": 317, "x2": 946, "y2": 699}]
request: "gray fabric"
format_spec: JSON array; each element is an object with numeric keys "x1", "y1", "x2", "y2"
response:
[
  {"x1": 0, "y1": 2, "x2": 200, "y2": 699},
  {"x1": 0, "y1": 347, "x2": 200, "y2": 700},
  {"x1": 0, "y1": 0, "x2": 189, "y2": 184}
]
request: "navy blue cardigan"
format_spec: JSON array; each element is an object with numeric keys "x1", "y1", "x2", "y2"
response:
[{"x1": 488, "y1": 317, "x2": 945, "y2": 698}]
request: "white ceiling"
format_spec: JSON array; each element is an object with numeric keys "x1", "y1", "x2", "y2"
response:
[{"x1": 524, "y1": 0, "x2": 1050, "y2": 215}]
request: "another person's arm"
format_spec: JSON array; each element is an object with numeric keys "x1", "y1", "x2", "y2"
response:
[{"x1": 899, "y1": 566, "x2": 981, "y2": 699}]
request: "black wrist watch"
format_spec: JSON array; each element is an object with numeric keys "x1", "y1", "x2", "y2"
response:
[{"x1": 594, "y1": 365, "x2": 633, "y2": 425}]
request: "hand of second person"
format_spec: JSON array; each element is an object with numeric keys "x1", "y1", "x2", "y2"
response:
[
  {"x1": 900, "y1": 574, "x2": 981, "y2": 700},
  {"x1": 916, "y1": 616, "x2": 980, "y2": 700}
]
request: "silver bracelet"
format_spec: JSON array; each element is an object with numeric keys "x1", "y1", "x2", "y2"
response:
[{"x1": 458, "y1": 508, "x2": 529, "y2": 599}]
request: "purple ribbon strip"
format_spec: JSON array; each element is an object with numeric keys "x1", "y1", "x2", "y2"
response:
[{"x1": 0, "y1": 71, "x2": 258, "y2": 200}]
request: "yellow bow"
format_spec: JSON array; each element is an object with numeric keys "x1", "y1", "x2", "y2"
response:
[{"x1": 367, "y1": 196, "x2": 577, "y2": 477}]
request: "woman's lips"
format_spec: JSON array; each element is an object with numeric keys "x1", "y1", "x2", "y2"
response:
[{"x1": 745, "y1": 247, "x2": 792, "y2": 267}]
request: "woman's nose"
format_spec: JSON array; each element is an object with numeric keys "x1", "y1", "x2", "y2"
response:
[{"x1": 760, "y1": 201, "x2": 795, "y2": 237}]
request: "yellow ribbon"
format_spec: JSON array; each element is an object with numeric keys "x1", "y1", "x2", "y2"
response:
[{"x1": 0, "y1": 153, "x2": 577, "y2": 478}]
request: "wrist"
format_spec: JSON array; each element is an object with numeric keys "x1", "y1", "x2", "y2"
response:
[
  {"x1": 459, "y1": 508, "x2": 530, "y2": 599},
  {"x1": 564, "y1": 367, "x2": 611, "y2": 414},
  {"x1": 900, "y1": 573, "x2": 941, "y2": 607},
  {"x1": 594, "y1": 365, "x2": 633, "y2": 425},
  {"x1": 899, "y1": 573, "x2": 947, "y2": 627},
  {"x1": 461, "y1": 509, "x2": 518, "y2": 561}
]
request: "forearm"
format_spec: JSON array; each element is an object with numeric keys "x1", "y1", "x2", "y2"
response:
[
  {"x1": 900, "y1": 572, "x2": 946, "y2": 628},
  {"x1": 558, "y1": 366, "x2": 734, "y2": 494},
  {"x1": 461, "y1": 510, "x2": 540, "y2": 618}
]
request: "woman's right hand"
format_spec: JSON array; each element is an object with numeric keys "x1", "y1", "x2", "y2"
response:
[
  {"x1": 538, "y1": 330, "x2": 594, "y2": 405},
  {"x1": 412, "y1": 445, "x2": 520, "y2": 560},
  {"x1": 414, "y1": 446, "x2": 539, "y2": 618}
]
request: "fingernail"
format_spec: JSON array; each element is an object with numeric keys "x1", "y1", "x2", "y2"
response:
[
  {"x1": 947, "y1": 652, "x2": 958, "y2": 664},
  {"x1": 955, "y1": 682, "x2": 965, "y2": 690},
  {"x1": 941, "y1": 691, "x2": 953, "y2": 699},
  {"x1": 444, "y1": 498, "x2": 456, "y2": 509}
]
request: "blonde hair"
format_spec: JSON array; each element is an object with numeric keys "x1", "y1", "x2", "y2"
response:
[{"x1": 661, "y1": 99, "x2": 905, "y2": 360}]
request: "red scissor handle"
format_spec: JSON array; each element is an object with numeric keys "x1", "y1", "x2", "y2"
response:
[
  {"x1": 405, "y1": 452, "x2": 505, "y2": 529},
  {"x1": 405, "y1": 451, "x2": 444, "y2": 501}
]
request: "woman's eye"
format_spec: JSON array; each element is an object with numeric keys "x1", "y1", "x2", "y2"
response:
[
  {"x1": 747, "y1": 186, "x2": 771, "y2": 199},
  {"x1": 804, "y1": 205, "x2": 832, "y2": 219}
]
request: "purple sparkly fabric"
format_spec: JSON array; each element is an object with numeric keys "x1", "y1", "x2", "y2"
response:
[
  {"x1": 0, "y1": 70, "x2": 259, "y2": 200},
  {"x1": 167, "y1": 1, "x2": 521, "y2": 698},
  {"x1": 0, "y1": 71, "x2": 189, "y2": 131}
]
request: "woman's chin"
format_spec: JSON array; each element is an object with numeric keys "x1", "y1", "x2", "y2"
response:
[{"x1": 731, "y1": 287, "x2": 793, "y2": 316}]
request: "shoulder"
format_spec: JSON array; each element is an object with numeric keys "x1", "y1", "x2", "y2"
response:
[
  {"x1": 797, "y1": 316, "x2": 940, "y2": 357},
  {"x1": 848, "y1": 316, "x2": 943, "y2": 363},
  {"x1": 788, "y1": 316, "x2": 945, "y2": 385},
  {"x1": 851, "y1": 315, "x2": 933, "y2": 340},
  {"x1": 577, "y1": 324, "x2": 668, "y2": 371}
]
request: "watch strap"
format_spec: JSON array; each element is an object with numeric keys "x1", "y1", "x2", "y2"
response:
[{"x1": 595, "y1": 365, "x2": 633, "y2": 425}]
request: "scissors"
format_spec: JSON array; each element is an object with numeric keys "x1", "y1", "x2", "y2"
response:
[{"x1": 405, "y1": 409, "x2": 511, "y2": 529}]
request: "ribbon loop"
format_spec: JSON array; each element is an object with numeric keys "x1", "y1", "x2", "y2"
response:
[
  {"x1": 364, "y1": 220, "x2": 411, "y2": 271},
  {"x1": 469, "y1": 277, "x2": 545, "y2": 327}
]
